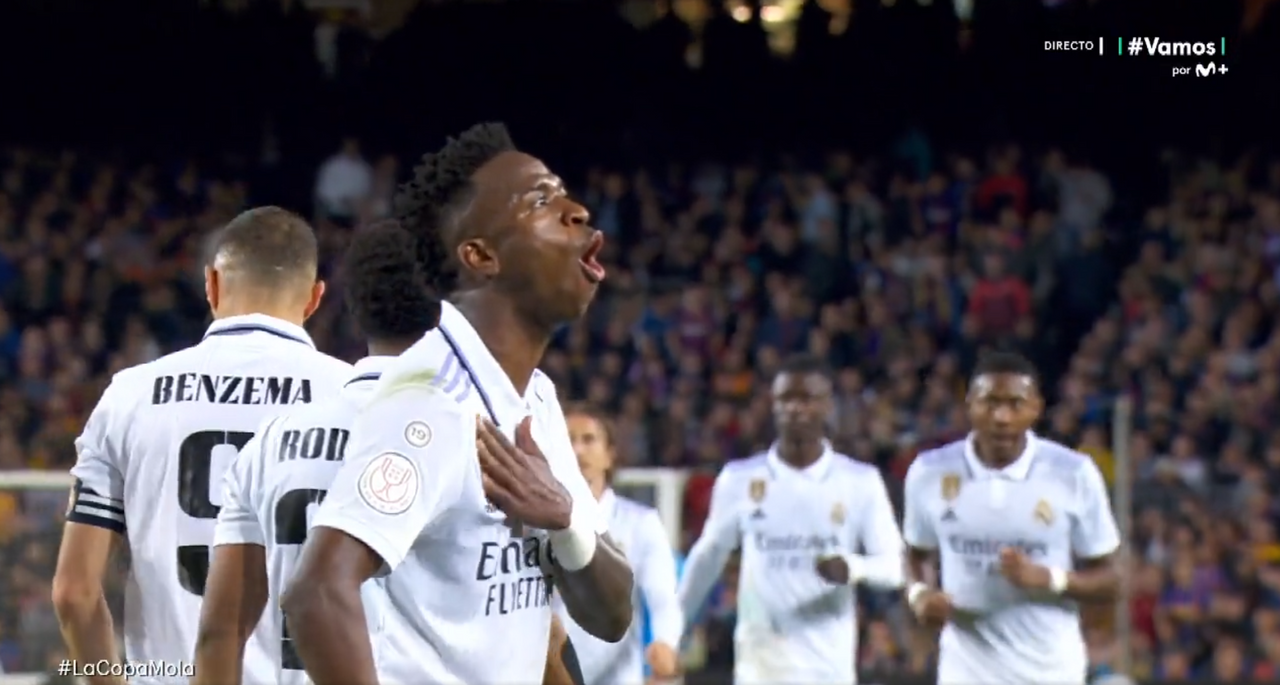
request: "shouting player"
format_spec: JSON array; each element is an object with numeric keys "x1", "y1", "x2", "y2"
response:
[
  {"x1": 53, "y1": 208, "x2": 352, "y2": 685},
  {"x1": 190, "y1": 221, "x2": 438, "y2": 684},
  {"x1": 678, "y1": 354, "x2": 904, "y2": 684},
  {"x1": 559, "y1": 403, "x2": 683, "y2": 685},
  {"x1": 281, "y1": 123, "x2": 634, "y2": 685},
  {"x1": 902, "y1": 351, "x2": 1120, "y2": 685}
]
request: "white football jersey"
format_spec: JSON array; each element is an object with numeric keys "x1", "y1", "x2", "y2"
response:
[
  {"x1": 902, "y1": 433, "x2": 1120, "y2": 685},
  {"x1": 557, "y1": 489, "x2": 682, "y2": 685},
  {"x1": 213, "y1": 356, "x2": 392, "y2": 685},
  {"x1": 68, "y1": 314, "x2": 352, "y2": 683},
  {"x1": 678, "y1": 445, "x2": 904, "y2": 685},
  {"x1": 310, "y1": 301, "x2": 607, "y2": 685}
]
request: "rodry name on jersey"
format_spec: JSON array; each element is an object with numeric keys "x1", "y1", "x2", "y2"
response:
[
  {"x1": 151, "y1": 374, "x2": 313, "y2": 405},
  {"x1": 475, "y1": 537, "x2": 555, "y2": 617},
  {"x1": 277, "y1": 427, "x2": 350, "y2": 463}
]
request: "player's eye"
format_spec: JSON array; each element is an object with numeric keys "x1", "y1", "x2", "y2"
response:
[{"x1": 534, "y1": 193, "x2": 550, "y2": 207}]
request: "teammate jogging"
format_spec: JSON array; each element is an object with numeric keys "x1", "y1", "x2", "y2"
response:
[{"x1": 53, "y1": 207, "x2": 351, "y2": 685}]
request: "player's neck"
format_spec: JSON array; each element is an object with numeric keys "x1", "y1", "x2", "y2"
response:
[
  {"x1": 367, "y1": 339, "x2": 414, "y2": 357},
  {"x1": 973, "y1": 435, "x2": 1026, "y2": 470},
  {"x1": 212, "y1": 300, "x2": 305, "y2": 327},
  {"x1": 450, "y1": 290, "x2": 548, "y2": 396},
  {"x1": 776, "y1": 438, "x2": 825, "y2": 469}
]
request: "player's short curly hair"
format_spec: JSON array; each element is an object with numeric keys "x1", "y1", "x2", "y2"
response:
[
  {"x1": 778, "y1": 353, "x2": 832, "y2": 378},
  {"x1": 971, "y1": 350, "x2": 1040, "y2": 386},
  {"x1": 393, "y1": 122, "x2": 517, "y2": 296},
  {"x1": 343, "y1": 220, "x2": 440, "y2": 342}
]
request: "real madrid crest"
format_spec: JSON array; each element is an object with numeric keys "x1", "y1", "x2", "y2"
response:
[
  {"x1": 941, "y1": 473, "x2": 961, "y2": 502},
  {"x1": 749, "y1": 478, "x2": 767, "y2": 503},
  {"x1": 830, "y1": 502, "x2": 846, "y2": 525},
  {"x1": 1033, "y1": 499, "x2": 1054, "y2": 526}
]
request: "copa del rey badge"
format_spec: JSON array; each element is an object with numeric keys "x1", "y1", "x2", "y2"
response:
[{"x1": 358, "y1": 451, "x2": 420, "y2": 515}]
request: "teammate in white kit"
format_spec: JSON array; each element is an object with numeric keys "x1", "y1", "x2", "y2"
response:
[
  {"x1": 53, "y1": 207, "x2": 352, "y2": 685},
  {"x1": 280, "y1": 123, "x2": 635, "y2": 685},
  {"x1": 190, "y1": 222, "x2": 438, "y2": 685},
  {"x1": 678, "y1": 355, "x2": 905, "y2": 685},
  {"x1": 902, "y1": 352, "x2": 1121, "y2": 685},
  {"x1": 558, "y1": 404, "x2": 683, "y2": 685}
]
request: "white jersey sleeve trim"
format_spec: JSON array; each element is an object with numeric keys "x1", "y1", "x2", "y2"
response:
[{"x1": 310, "y1": 383, "x2": 472, "y2": 574}]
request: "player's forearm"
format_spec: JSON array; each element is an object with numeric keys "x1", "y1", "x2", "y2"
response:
[
  {"x1": 1063, "y1": 564, "x2": 1121, "y2": 601},
  {"x1": 191, "y1": 635, "x2": 244, "y2": 685},
  {"x1": 554, "y1": 534, "x2": 634, "y2": 643},
  {"x1": 905, "y1": 547, "x2": 938, "y2": 593},
  {"x1": 280, "y1": 581, "x2": 378, "y2": 685},
  {"x1": 52, "y1": 591, "x2": 124, "y2": 685},
  {"x1": 676, "y1": 537, "x2": 733, "y2": 621}
]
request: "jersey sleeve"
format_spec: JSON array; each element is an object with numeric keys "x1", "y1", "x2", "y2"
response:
[
  {"x1": 212, "y1": 418, "x2": 276, "y2": 548},
  {"x1": 634, "y1": 508, "x2": 683, "y2": 646},
  {"x1": 1070, "y1": 458, "x2": 1121, "y2": 559},
  {"x1": 67, "y1": 377, "x2": 131, "y2": 534},
  {"x1": 855, "y1": 470, "x2": 905, "y2": 557},
  {"x1": 311, "y1": 386, "x2": 471, "y2": 574},
  {"x1": 901, "y1": 458, "x2": 937, "y2": 550},
  {"x1": 699, "y1": 470, "x2": 744, "y2": 549}
]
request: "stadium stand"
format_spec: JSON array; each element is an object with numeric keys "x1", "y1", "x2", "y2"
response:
[{"x1": 3, "y1": 0, "x2": 1280, "y2": 683}]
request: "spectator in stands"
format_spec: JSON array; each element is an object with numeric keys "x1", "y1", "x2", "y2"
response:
[{"x1": 315, "y1": 137, "x2": 372, "y2": 221}]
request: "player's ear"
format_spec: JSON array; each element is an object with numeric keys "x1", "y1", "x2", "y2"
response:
[
  {"x1": 204, "y1": 265, "x2": 219, "y2": 312},
  {"x1": 457, "y1": 238, "x2": 500, "y2": 279},
  {"x1": 302, "y1": 280, "x2": 325, "y2": 321}
]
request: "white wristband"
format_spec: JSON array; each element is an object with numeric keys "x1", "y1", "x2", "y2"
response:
[
  {"x1": 842, "y1": 554, "x2": 865, "y2": 586},
  {"x1": 549, "y1": 504, "x2": 598, "y2": 572},
  {"x1": 1048, "y1": 567, "x2": 1070, "y2": 595},
  {"x1": 906, "y1": 582, "x2": 929, "y2": 610}
]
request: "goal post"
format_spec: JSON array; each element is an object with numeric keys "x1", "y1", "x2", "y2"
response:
[
  {"x1": 0, "y1": 470, "x2": 75, "y2": 683},
  {"x1": 612, "y1": 467, "x2": 689, "y2": 549}
]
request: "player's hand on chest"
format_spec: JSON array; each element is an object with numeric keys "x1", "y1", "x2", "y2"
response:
[{"x1": 476, "y1": 415, "x2": 573, "y2": 531}]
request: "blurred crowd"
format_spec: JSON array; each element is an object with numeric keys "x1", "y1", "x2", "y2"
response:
[
  {"x1": 4, "y1": 0, "x2": 1280, "y2": 681},
  {"x1": 5, "y1": 137, "x2": 1280, "y2": 679}
]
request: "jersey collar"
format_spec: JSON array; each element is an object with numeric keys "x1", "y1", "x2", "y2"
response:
[
  {"x1": 436, "y1": 300, "x2": 530, "y2": 423},
  {"x1": 963, "y1": 431, "x2": 1039, "y2": 480},
  {"x1": 203, "y1": 313, "x2": 314, "y2": 348},
  {"x1": 346, "y1": 355, "x2": 394, "y2": 386},
  {"x1": 766, "y1": 440, "x2": 835, "y2": 480}
]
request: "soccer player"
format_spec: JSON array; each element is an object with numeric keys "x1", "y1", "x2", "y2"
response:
[
  {"x1": 53, "y1": 207, "x2": 352, "y2": 685},
  {"x1": 191, "y1": 221, "x2": 438, "y2": 685},
  {"x1": 678, "y1": 354, "x2": 905, "y2": 684},
  {"x1": 558, "y1": 403, "x2": 683, "y2": 685},
  {"x1": 281, "y1": 123, "x2": 634, "y2": 685},
  {"x1": 902, "y1": 351, "x2": 1121, "y2": 685}
]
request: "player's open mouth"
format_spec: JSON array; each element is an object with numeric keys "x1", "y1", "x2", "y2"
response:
[{"x1": 579, "y1": 231, "x2": 606, "y2": 284}]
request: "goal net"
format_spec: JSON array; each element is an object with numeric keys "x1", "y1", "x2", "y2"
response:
[{"x1": 0, "y1": 467, "x2": 691, "y2": 683}]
